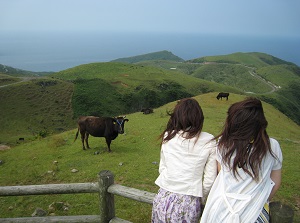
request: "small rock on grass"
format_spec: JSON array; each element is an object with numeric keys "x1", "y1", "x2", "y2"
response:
[
  {"x1": 32, "y1": 208, "x2": 47, "y2": 217},
  {"x1": 71, "y1": 169, "x2": 78, "y2": 173}
]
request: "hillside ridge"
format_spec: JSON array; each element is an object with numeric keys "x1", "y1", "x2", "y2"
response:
[{"x1": 110, "y1": 50, "x2": 184, "y2": 63}]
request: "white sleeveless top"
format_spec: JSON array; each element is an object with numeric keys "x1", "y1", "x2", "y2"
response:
[{"x1": 200, "y1": 138, "x2": 282, "y2": 223}]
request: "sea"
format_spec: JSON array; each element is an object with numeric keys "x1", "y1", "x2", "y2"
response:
[{"x1": 0, "y1": 31, "x2": 299, "y2": 72}]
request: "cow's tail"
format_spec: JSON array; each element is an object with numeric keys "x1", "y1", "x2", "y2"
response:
[{"x1": 74, "y1": 127, "x2": 79, "y2": 143}]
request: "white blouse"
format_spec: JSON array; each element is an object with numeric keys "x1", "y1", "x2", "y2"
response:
[
  {"x1": 155, "y1": 131, "x2": 217, "y2": 200},
  {"x1": 200, "y1": 138, "x2": 283, "y2": 223}
]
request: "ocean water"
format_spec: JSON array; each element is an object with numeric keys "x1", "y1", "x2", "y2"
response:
[{"x1": 0, "y1": 31, "x2": 299, "y2": 72}]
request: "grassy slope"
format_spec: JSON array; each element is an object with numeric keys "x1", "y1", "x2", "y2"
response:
[
  {"x1": 0, "y1": 77, "x2": 75, "y2": 144},
  {"x1": 0, "y1": 64, "x2": 53, "y2": 77},
  {"x1": 188, "y1": 52, "x2": 295, "y2": 67},
  {"x1": 257, "y1": 64, "x2": 300, "y2": 87},
  {"x1": 131, "y1": 52, "x2": 300, "y2": 124},
  {"x1": 188, "y1": 53, "x2": 300, "y2": 124},
  {"x1": 0, "y1": 62, "x2": 239, "y2": 146},
  {"x1": 111, "y1": 50, "x2": 184, "y2": 63},
  {"x1": 136, "y1": 60, "x2": 203, "y2": 76},
  {"x1": 191, "y1": 63, "x2": 272, "y2": 93},
  {"x1": 0, "y1": 93, "x2": 299, "y2": 222},
  {"x1": 52, "y1": 62, "x2": 240, "y2": 116},
  {"x1": 0, "y1": 74, "x2": 22, "y2": 86},
  {"x1": 132, "y1": 52, "x2": 300, "y2": 94},
  {"x1": 52, "y1": 62, "x2": 217, "y2": 93}
]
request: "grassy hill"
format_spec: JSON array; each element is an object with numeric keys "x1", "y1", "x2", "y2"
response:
[
  {"x1": 0, "y1": 77, "x2": 75, "y2": 144},
  {"x1": 0, "y1": 73, "x2": 22, "y2": 86},
  {"x1": 111, "y1": 50, "x2": 184, "y2": 63},
  {"x1": 187, "y1": 52, "x2": 297, "y2": 68},
  {"x1": 51, "y1": 62, "x2": 239, "y2": 117},
  {"x1": 130, "y1": 52, "x2": 300, "y2": 124},
  {"x1": 191, "y1": 54, "x2": 300, "y2": 125},
  {"x1": 0, "y1": 62, "x2": 238, "y2": 146},
  {"x1": 0, "y1": 64, "x2": 53, "y2": 77},
  {"x1": 0, "y1": 93, "x2": 299, "y2": 222}
]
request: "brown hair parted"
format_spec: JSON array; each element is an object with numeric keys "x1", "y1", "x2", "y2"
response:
[
  {"x1": 216, "y1": 97, "x2": 274, "y2": 181},
  {"x1": 160, "y1": 98, "x2": 204, "y2": 143}
]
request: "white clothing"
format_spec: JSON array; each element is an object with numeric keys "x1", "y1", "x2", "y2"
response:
[
  {"x1": 155, "y1": 131, "x2": 217, "y2": 200},
  {"x1": 200, "y1": 138, "x2": 283, "y2": 223}
]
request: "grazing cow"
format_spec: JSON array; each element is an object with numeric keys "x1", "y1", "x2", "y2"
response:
[
  {"x1": 74, "y1": 116, "x2": 129, "y2": 152},
  {"x1": 141, "y1": 108, "x2": 153, "y2": 114},
  {"x1": 216, "y1": 92, "x2": 230, "y2": 100}
]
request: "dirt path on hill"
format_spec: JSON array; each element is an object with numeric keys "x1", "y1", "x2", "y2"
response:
[
  {"x1": 247, "y1": 70, "x2": 279, "y2": 94},
  {"x1": 0, "y1": 76, "x2": 42, "y2": 88}
]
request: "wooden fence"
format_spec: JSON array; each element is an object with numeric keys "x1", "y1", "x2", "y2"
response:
[{"x1": 0, "y1": 170, "x2": 156, "y2": 223}]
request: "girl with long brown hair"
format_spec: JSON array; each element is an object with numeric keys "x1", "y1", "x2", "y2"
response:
[
  {"x1": 151, "y1": 98, "x2": 217, "y2": 223},
  {"x1": 200, "y1": 97, "x2": 283, "y2": 223}
]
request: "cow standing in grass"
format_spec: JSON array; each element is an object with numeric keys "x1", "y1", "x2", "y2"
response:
[
  {"x1": 141, "y1": 108, "x2": 153, "y2": 114},
  {"x1": 74, "y1": 116, "x2": 129, "y2": 152},
  {"x1": 216, "y1": 92, "x2": 230, "y2": 100}
]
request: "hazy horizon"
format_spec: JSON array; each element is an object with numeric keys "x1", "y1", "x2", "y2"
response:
[{"x1": 1, "y1": 31, "x2": 300, "y2": 72}]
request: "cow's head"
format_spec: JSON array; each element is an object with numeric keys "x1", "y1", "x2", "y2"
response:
[{"x1": 113, "y1": 116, "x2": 129, "y2": 134}]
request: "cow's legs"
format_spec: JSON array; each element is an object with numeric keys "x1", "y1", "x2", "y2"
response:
[
  {"x1": 80, "y1": 130, "x2": 86, "y2": 150},
  {"x1": 85, "y1": 133, "x2": 91, "y2": 149},
  {"x1": 105, "y1": 137, "x2": 112, "y2": 152}
]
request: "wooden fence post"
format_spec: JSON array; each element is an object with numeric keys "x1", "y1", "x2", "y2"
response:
[{"x1": 98, "y1": 170, "x2": 115, "y2": 223}]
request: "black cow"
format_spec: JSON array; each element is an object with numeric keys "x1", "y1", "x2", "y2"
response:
[
  {"x1": 216, "y1": 92, "x2": 229, "y2": 100},
  {"x1": 141, "y1": 108, "x2": 153, "y2": 114},
  {"x1": 74, "y1": 116, "x2": 129, "y2": 152}
]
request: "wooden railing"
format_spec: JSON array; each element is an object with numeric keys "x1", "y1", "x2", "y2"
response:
[{"x1": 0, "y1": 170, "x2": 156, "y2": 223}]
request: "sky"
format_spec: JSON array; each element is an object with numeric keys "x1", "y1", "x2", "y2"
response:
[
  {"x1": 1, "y1": 0, "x2": 300, "y2": 71},
  {"x1": 1, "y1": 0, "x2": 300, "y2": 37}
]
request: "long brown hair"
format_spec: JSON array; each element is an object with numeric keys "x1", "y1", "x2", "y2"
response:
[
  {"x1": 160, "y1": 98, "x2": 204, "y2": 143},
  {"x1": 216, "y1": 97, "x2": 273, "y2": 181}
]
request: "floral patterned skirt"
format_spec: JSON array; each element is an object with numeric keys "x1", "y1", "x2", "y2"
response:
[{"x1": 151, "y1": 188, "x2": 202, "y2": 223}]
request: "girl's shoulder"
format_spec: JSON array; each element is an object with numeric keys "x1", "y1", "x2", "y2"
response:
[
  {"x1": 269, "y1": 137, "x2": 283, "y2": 164},
  {"x1": 199, "y1": 132, "x2": 216, "y2": 147},
  {"x1": 200, "y1": 131, "x2": 215, "y2": 140},
  {"x1": 269, "y1": 137, "x2": 281, "y2": 151}
]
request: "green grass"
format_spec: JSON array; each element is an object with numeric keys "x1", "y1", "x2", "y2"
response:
[
  {"x1": 0, "y1": 62, "x2": 238, "y2": 146},
  {"x1": 1, "y1": 93, "x2": 299, "y2": 222},
  {"x1": 52, "y1": 62, "x2": 225, "y2": 95},
  {"x1": 192, "y1": 63, "x2": 273, "y2": 93},
  {"x1": 0, "y1": 74, "x2": 21, "y2": 86},
  {"x1": 111, "y1": 50, "x2": 184, "y2": 63},
  {"x1": 127, "y1": 53, "x2": 300, "y2": 125},
  {"x1": 0, "y1": 77, "x2": 75, "y2": 145},
  {"x1": 257, "y1": 64, "x2": 300, "y2": 88},
  {"x1": 188, "y1": 52, "x2": 295, "y2": 68},
  {"x1": 53, "y1": 62, "x2": 240, "y2": 117}
]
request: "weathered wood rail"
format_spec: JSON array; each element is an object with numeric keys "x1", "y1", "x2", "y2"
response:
[{"x1": 0, "y1": 170, "x2": 156, "y2": 223}]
